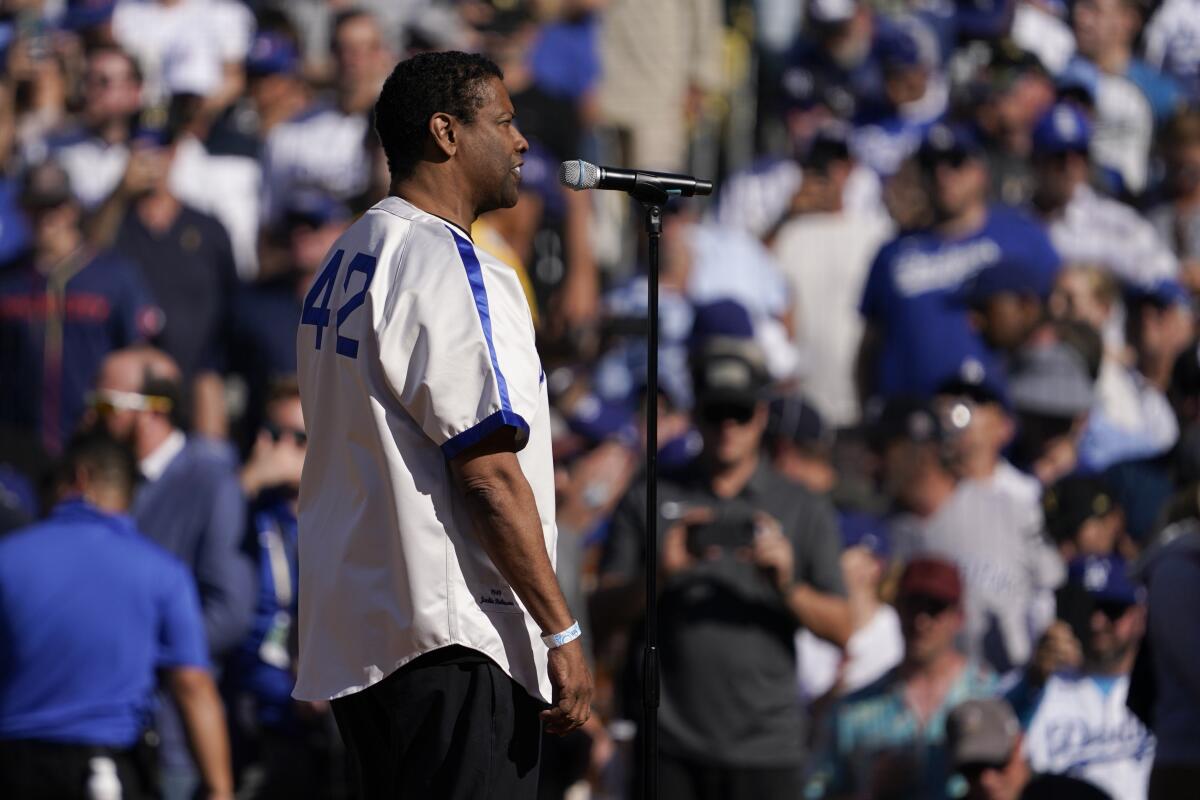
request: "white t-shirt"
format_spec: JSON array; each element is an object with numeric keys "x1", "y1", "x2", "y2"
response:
[
  {"x1": 293, "y1": 196, "x2": 555, "y2": 703},
  {"x1": 772, "y1": 210, "x2": 892, "y2": 428},
  {"x1": 796, "y1": 603, "x2": 903, "y2": 703},
  {"x1": 1024, "y1": 673, "x2": 1155, "y2": 800}
]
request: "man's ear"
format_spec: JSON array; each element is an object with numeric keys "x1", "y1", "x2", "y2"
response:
[{"x1": 429, "y1": 112, "x2": 457, "y2": 158}]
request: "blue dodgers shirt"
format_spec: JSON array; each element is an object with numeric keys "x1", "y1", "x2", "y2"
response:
[
  {"x1": 860, "y1": 205, "x2": 1060, "y2": 397},
  {"x1": 0, "y1": 500, "x2": 209, "y2": 746}
]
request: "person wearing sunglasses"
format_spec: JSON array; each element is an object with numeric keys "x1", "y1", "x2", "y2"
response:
[
  {"x1": 808, "y1": 557, "x2": 997, "y2": 799},
  {"x1": 597, "y1": 336, "x2": 850, "y2": 800},
  {"x1": 1008, "y1": 554, "x2": 1154, "y2": 800}
]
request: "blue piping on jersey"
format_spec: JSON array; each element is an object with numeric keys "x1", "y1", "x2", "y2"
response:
[
  {"x1": 442, "y1": 409, "x2": 530, "y2": 460},
  {"x1": 447, "y1": 227, "x2": 514, "y2": 411}
]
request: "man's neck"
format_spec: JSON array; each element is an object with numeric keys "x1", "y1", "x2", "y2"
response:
[
  {"x1": 137, "y1": 425, "x2": 175, "y2": 463},
  {"x1": 1090, "y1": 46, "x2": 1132, "y2": 76},
  {"x1": 261, "y1": 91, "x2": 308, "y2": 134},
  {"x1": 902, "y1": 647, "x2": 964, "y2": 683},
  {"x1": 391, "y1": 178, "x2": 476, "y2": 236},
  {"x1": 934, "y1": 202, "x2": 987, "y2": 239},
  {"x1": 93, "y1": 118, "x2": 130, "y2": 147},
  {"x1": 707, "y1": 452, "x2": 760, "y2": 499},
  {"x1": 36, "y1": 235, "x2": 83, "y2": 272},
  {"x1": 959, "y1": 449, "x2": 999, "y2": 483}
]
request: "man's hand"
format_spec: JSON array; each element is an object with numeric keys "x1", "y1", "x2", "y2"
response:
[
  {"x1": 749, "y1": 512, "x2": 794, "y2": 595},
  {"x1": 541, "y1": 639, "x2": 593, "y2": 736},
  {"x1": 240, "y1": 428, "x2": 306, "y2": 498},
  {"x1": 661, "y1": 507, "x2": 715, "y2": 578},
  {"x1": 1028, "y1": 621, "x2": 1083, "y2": 687}
]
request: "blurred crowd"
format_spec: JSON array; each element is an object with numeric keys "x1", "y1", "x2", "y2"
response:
[{"x1": 2, "y1": 0, "x2": 1200, "y2": 798}]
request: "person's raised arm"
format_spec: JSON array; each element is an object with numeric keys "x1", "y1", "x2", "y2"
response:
[{"x1": 450, "y1": 426, "x2": 593, "y2": 735}]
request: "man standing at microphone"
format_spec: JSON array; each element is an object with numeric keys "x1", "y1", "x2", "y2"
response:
[{"x1": 292, "y1": 51, "x2": 592, "y2": 799}]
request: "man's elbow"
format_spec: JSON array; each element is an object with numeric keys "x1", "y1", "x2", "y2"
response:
[{"x1": 166, "y1": 665, "x2": 219, "y2": 704}]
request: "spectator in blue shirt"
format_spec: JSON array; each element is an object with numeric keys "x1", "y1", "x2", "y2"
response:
[
  {"x1": 0, "y1": 429, "x2": 233, "y2": 800},
  {"x1": 90, "y1": 345, "x2": 253, "y2": 800},
  {"x1": 0, "y1": 160, "x2": 160, "y2": 458},
  {"x1": 227, "y1": 377, "x2": 337, "y2": 798},
  {"x1": 857, "y1": 124, "x2": 1061, "y2": 400}
]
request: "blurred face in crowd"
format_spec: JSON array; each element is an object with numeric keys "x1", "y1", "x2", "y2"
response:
[
  {"x1": 1133, "y1": 300, "x2": 1196, "y2": 366},
  {"x1": 927, "y1": 156, "x2": 987, "y2": 221},
  {"x1": 1072, "y1": 510, "x2": 1124, "y2": 557},
  {"x1": 771, "y1": 441, "x2": 837, "y2": 494},
  {"x1": 972, "y1": 294, "x2": 1043, "y2": 353},
  {"x1": 1073, "y1": 0, "x2": 1139, "y2": 60},
  {"x1": 991, "y1": 74, "x2": 1055, "y2": 142},
  {"x1": 898, "y1": 591, "x2": 963, "y2": 665},
  {"x1": 818, "y1": 8, "x2": 874, "y2": 68},
  {"x1": 698, "y1": 401, "x2": 768, "y2": 470},
  {"x1": 1165, "y1": 137, "x2": 1200, "y2": 201},
  {"x1": 91, "y1": 351, "x2": 179, "y2": 447},
  {"x1": 450, "y1": 76, "x2": 528, "y2": 215},
  {"x1": 290, "y1": 218, "x2": 351, "y2": 278},
  {"x1": 1050, "y1": 266, "x2": 1116, "y2": 331},
  {"x1": 936, "y1": 396, "x2": 1012, "y2": 468},
  {"x1": 880, "y1": 439, "x2": 939, "y2": 508},
  {"x1": 961, "y1": 739, "x2": 1030, "y2": 800},
  {"x1": 265, "y1": 393, "x2": 306, "y2": 492},
  {"x1": 884, "y1": 66, "x2": 929, "y2": 109},
  {"x1": 1033, "y1": 151, "x2": 1089, "y2": 212},
  {"x1": 84, "y1": 49, "x2": 141, "y2": 128},
  {"x1": 333, "y1": 13, "x2": 388, "y2": 90},
  {"x1": 1085, "y1": 600, "x2": 1143, "y2": 672}
]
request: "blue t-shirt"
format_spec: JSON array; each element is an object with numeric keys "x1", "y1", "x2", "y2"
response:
[
  {"x1": 860, "y1": 206, "x2": 1060, "y2": 397},
  {"x1": 0, "y1": 500, "x2": 209, "y2": 746}
]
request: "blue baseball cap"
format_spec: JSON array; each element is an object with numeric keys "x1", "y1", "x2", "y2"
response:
[
  {"x1": 689, "y1": 299, "x2": 755, "y2": 349},
  {"x1": 283, "y1": 189, "x2": 350, "y2": 228},
  {"x1": 564, "y1": 393, "x2": 637, "y2": 446},
  {"x1": 63, "y1": 0, "x2": 116, "y2": 31},
  {"x1": 1067, "y1": 555, "x2": 1140, "y2": 606},
  {"x1": 246, "y1": 31, "x2": 299, "y2": 77},
  {"x1": 1126, "y1": 278, "x2": 1192, "y2": 309},
  {"x1": 936, "y1": 358, "x2": 1011, "y2": 409},
  {"x1": 917, "y1": 123, "x2": 984, "y2": 169},
  {"x1": 1057, "y1": 59, "x2": 1099, "y2": 105},
  {"x1": 962, "y1": 257, "x2": 1054, "y2": 305},
  {"x1": 1033, "y1": 103, "x2": 1091, "y2": 156},
  {"x1": 876, "y1": 26, "x2": 922, "y2": 70}
]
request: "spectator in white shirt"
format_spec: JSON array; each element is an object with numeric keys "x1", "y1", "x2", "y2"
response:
[{"x1": 1031, "y1": 102, "x2": 1178, "y2": 290}]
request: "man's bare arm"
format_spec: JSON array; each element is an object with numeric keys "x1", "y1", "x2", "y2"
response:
[
  {"x1": 165, "y1": 666, "x2": 234, "y2": 800},
  {"x1": 449, "y1": 426, "x2": 592, "y2": 734}
]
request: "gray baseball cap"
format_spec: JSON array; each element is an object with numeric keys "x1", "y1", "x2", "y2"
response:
[
  {"x1": 1009, "y1": 342, "x2": 1095, "y2": 418},
  {"x1": 946, "y1": 698, "x2": 1021, "y2": 767}
]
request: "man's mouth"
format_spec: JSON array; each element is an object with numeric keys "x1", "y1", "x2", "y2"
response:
[{"x1": 511, "y1": 163, "x2": 523, "y2": 180}]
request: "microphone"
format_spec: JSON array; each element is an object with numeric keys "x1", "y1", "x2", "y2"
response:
[{"x1": 558, "y1": 160, "x2": 713, "y2": 197}]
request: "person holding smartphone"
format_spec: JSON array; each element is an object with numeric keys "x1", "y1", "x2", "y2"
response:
[{"x1": 597, "y1": 333, "x2": 851, "y2": 800}]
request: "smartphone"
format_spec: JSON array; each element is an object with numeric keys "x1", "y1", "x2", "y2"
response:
[{"x1": 687, "y1": 509, "x2": 756, "y2": 554}]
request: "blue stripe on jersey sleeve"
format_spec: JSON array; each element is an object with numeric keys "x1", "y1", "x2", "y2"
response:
[
  {"x1": 447, "y1": 227, "x2": 516, "y2": 412},
  {"x1": 442, "y1": 409, "x2": 531, "y2": 460}
]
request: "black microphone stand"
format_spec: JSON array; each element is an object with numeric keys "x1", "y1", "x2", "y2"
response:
[{"x1": 629, "y1": 177, "x2": 670, "y2": 800}]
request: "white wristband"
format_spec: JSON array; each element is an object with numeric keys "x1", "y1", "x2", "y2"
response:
[{"x1": 541, "y1": 620, "x2": 582, "y2": 649}]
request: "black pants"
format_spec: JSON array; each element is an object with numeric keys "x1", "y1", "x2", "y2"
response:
[
  {"x1": 0, "y1": 738, "x2": 154, "y2": 800},
  {"x1": 657, "y1": 750, "x2": 804, "y2": 800},
  {"x1": 331, "y1": 646, "x2": 543, "y2": 800}
]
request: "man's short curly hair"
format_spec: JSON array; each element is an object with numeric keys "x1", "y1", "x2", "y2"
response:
[{"x1": 374, "y1": 51, "x2": 503, "y2": 182}]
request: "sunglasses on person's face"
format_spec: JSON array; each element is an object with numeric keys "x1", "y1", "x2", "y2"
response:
[
  {"x1": 958, "y1": 759, "x2": 1010, "y2": 782},
  {"x1": 698, "y1": 403, "x2": 756, "y2": 427},
  {"x1": 87, "y1": 389, "x2": 172, "y2": 416},
  {"x1": 1094, "y1": 600, "x2": 1133, "y2": 623},
  {"x1": 265, "y1": 422, "x2": 307, "y2": 447},
  {"x1": 899, "y1": 594, "x2": 955, "y2": 618}
]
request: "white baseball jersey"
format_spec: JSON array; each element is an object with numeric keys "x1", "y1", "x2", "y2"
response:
[
  {"x1": 1024, "y1": 673, "x2": 1155, "y2": 800},
  {"x1": 292, "y1": 195, "x2": 555, "y2": 704}
]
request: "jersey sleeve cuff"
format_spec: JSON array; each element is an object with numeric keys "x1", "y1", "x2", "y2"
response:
[{"x1": 441, "y1": 409, "x2": 531, "y2": 460}]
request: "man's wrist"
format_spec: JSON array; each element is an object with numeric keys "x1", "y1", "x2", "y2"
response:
[{"x1": 542, "y1": 620, "x2": 582, "y2": 649}]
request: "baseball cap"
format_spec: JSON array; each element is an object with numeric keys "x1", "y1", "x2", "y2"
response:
[
  {"x1": 689, "y1": 299, "x2": 755, "y2": 349},
  {"x1": 864, "y1": 395, "x2": 944, "y2": 450},
  {"x1": 766, "y1": 395, "x2": 832, "y2": 454},
  {"x1": 1126, "y1": 278, "x2": 1192, "y2": 310},
  {"x1": 691, "y1": 340, "x2": 770, "y2": 411},
  {"x1": 284, "y1": 190, "x2": 351, "y2": 229},
  {"x1": 1008, "y1": 341, "x2": 1095, "y2": 418},
  {"x1": 961, "y1": 257, "x2": 1054, "y2": 306},
  {"x1": 936, "y1": 359, "x2": 1009, "y2": 409},
  {"x1": 946, "y1": 699, "x2": 1021, "y2": 768},
  {"x1": 799, "y1": 124, "x2": 852, "y2": 170},
  {"x1": 916, "y1": 124, "x2": 984, "y2": 170},
  {"x1": 1032, "y1": 103, "x2": 1092, "y2": 156},
  {"x1": 563, "y1": 392, "x2": 637, "y2": 446},
  {"x1": 898, "y1": 557, "x2": 963, "y2": 604},
  {"x1": 1057, "y1": 60, "x2": 1099, "y2": 106},
  {"x1": 62, "y1": 0, "x2": 117, "y2": 31},
  {"x1": 1067, "y1": 554, "x2": 1140, "y2": 606},
  {"x1": 1043, "y1": 476, "x2": 1117, "y2": 544},
  {"x1": 246, "y1": 31, "x2": 300, "y2": 77}
]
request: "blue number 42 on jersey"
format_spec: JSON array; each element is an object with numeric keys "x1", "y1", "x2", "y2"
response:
[{"x1": 301, "y1": 250, "x2": 377, "y2": 359}]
